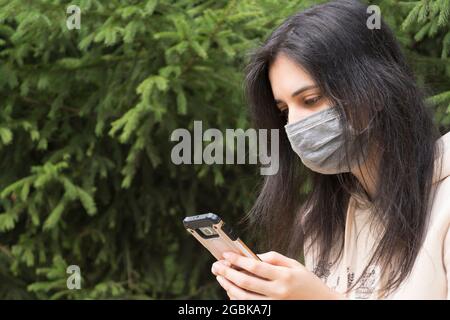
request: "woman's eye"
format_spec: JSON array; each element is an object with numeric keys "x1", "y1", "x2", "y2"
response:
[{"x1": 304, "y1": 96, "x2": 322, "y2": 106}]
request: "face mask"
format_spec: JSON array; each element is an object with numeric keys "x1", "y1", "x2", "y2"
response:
[{"x1": 284, "y1": 106, "x2": 370, "y2": 174}]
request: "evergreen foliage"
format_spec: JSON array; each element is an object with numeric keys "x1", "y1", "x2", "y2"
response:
[{"x1": 0, "y1": 0, "x2": 448, "y2": 299}]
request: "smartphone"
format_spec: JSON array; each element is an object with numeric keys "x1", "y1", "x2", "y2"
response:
[{"x1": 183, "y1": 213, "x2": 261, "y2": 262}]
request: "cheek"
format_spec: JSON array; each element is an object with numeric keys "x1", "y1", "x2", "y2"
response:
[
  {"x1": 287, "y1": 108, "x2": 304, "y2": 124},
  {"x1": 287, "y1": 104, "x2": 314, "y2": 123}
]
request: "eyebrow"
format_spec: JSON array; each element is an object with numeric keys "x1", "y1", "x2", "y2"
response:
[{"x1": 274, "y1": 85, "x2": 318, "y2": 105}]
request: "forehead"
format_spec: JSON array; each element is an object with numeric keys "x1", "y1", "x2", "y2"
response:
[{"x1": 268, "y1": 53, "x2": 315, "y2": 99}]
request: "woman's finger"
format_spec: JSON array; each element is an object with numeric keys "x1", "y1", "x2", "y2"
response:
[
  {"x1": 222, "y1": 252, "x2": 284, "y2": 280},
  {"x1": 214, "y1": 261, "x2": 273, "y2": 295},
  {"x1": 256, "y1": 251, "x2": 300, "y2": 268},
  {"x1": 216, "y1": 275, "x2": 269, "y2": 300}
]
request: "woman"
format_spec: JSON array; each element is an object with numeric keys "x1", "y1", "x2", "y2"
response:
[{"x1": 211, "y1": 0, "x2": 450, "y2": 299}]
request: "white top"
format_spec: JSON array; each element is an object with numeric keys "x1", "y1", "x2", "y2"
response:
[{"x1": 304, "y1": 131, "x2": 450, "y2": 299}]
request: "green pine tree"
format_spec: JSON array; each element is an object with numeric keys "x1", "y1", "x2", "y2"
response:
[{"x1": 0, "y1": 0, "x2": 448, "y2": 299}]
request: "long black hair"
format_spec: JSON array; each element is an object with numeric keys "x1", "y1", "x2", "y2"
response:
[{"x1": 241, "y1": 0, "x2": 443, "y2": 297}]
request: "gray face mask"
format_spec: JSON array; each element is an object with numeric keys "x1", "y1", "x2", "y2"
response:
[{"x1": 284, "y1": 106, "x2": 370, "y2": 174}]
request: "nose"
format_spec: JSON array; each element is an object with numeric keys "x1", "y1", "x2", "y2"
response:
[
  {"x1": 287, "y1": 106, "x2": 313, "y2": 124},
  {"x1": 287, "y1": 105, "x2": 333, "y2": 124}
]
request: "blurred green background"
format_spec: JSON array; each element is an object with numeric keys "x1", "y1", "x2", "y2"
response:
[{"x1": 0, "y1": 0, "x2": 448, "y2": 299}]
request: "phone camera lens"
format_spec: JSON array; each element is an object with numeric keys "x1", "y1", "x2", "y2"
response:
[{"x1": 199, "y1": 227, "x2": 216, "y2": 236}]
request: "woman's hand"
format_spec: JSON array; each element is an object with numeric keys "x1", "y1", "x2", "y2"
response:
[{"x1": 211, "y1": 251, "x2": 345, "y2": 300}]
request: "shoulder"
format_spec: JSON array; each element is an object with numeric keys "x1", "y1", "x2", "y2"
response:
[
  {"x1": 430, "y1": 175, "x2": 450, "y2": 223},
  {"x1": 427, "y1": 176, "x2": 450, "y2": 248}
]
